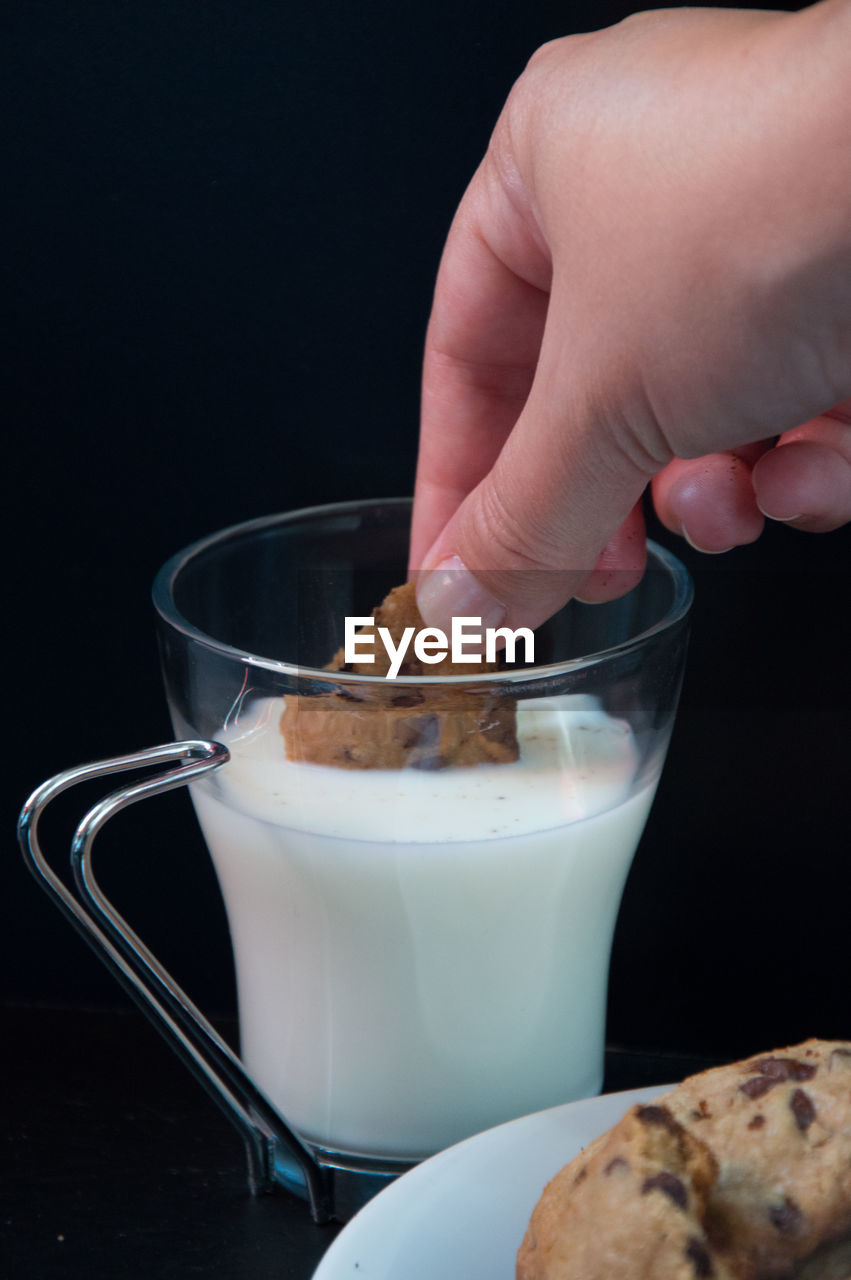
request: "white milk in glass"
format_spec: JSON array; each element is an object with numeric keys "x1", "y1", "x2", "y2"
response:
[{"x1": 191, "y1": 694, "x2": 656, "y2": 1161}]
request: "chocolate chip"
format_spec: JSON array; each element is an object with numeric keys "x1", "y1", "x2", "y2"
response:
[
  {"x1": 740, "y1": 1056, "x2": 817, "y2": 1099},
  {"x1": 750, "y1": 1057, "x2": 817, "y2": 1083},
  {"x1": 336, "y1": 687, "x2": 365, "y2": 702},
  {"x1": 408, "y1": 752, "x2": 446, "y2": 771},
  {"x1": 685, "y1": 1238, "x2": 715, "y2": 1277},
  {"x1": 740, "y1": 1076, "x2": 778, "y2": 1100},
  {"x1": 390, "y1": 690, "x2": 425, "y2": 708},
  {"x1": 748, "y1": 1114, "x2": 765, "y2": 1130},
  {"x1": 394, "y1": 713, "x2": 439, "y2": 750},
  {"x1": 396, "y1": 711, "x2": 444, "y2": 768},
  {"x1": 790, "y1": 1088, "x2": 816, "y2": 1131},
  {"x1": 642, "y1": 1171, "x2": 687, "y2": 1209},
  {"x1": 636, "y1": 1105, "x2": 680, "y2": 1134},
  {"x1": 573, "y1": 1165, "x2": 588, "y2": 1185},
  {"x1": 769, "y1": 1197, "x2": 803, "y2": 1234},
  {"x1": 603, "y1": 1156, "x2": 629, "y2": 1176}
]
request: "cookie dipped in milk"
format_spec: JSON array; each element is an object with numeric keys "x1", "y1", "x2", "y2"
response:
[{"x1": 189, "y1": 584, "x2": 659, "y2": 1163}]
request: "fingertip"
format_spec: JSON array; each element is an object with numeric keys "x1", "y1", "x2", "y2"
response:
[
  {"x1": 416, "y1": 555, "x2": 507, "y2": 634},
  {"x1": 653, "y1": 454, "x2": 764, "y2": 552},
  {"x1": 681, "y1": 528, "x2": 736, "y2": 555},
  {"x1": 752, "y1": 439, "x2": 851, "y2": 532}
]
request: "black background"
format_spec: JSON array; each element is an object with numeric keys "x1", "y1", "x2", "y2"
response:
[{"x1": 2, "y1": 0, "x2": 849, "y2": 1075}]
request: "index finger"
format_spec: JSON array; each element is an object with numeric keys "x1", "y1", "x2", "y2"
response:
[{"x1": 409, "y1": 173, "x2": 550, "y2": 571}]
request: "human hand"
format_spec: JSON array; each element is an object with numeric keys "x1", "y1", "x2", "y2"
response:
[{"x1": 411, "y1": 2, "x2": 851, "y2": 633}]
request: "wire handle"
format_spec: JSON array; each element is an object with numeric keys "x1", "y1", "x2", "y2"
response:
[{"x1": 17, "y1": 741, "x2": 333, "y2": 1223}]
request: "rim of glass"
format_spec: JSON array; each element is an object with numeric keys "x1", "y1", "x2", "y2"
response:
[{"x1": 152, "y1": 498, "x2": 693, "y2": 684}]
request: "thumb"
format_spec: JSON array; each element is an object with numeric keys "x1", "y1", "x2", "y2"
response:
[{"x1": 414, "y1": 401, "x2": 654, "y2": 633}]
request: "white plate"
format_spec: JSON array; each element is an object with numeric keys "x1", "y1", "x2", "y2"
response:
[{"x1": 313, "y1": 1084, "x2": 669, "y2": 1280}]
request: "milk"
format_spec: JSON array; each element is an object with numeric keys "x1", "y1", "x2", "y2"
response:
[{"x1": 190, "y1": 694, "x2": 657, "y2": 1162}]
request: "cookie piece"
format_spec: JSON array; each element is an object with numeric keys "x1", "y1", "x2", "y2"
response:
[
  {"x1": 661, "y1": 1041, "x2": 851, "y2": 1278},
  {"x1": 282, "y1": 684, "x2": 518, "y2": 770},
  {"x1": 517, "y1": 1102, "x2": 735, "y2": 1280},
  {"x1": 517, "y1": 1039, "x2": 851, "y2": 1280},
  {"x1": 282, "y1": 582, "x2": 518, "y2": 770}
]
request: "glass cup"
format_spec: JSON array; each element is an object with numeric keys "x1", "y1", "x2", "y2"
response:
[{"x1": 19, "y1": 497, "x2": 692, "y2": 1221}]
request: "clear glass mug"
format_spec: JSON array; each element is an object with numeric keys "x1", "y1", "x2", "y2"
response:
[{"x1": 19, "y1": 498, "x2": 693, "y2": 1222}]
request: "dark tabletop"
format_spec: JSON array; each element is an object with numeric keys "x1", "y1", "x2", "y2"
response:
[{"x1": 1, "y1": 1002, "x2": 722, "y2": 1279}]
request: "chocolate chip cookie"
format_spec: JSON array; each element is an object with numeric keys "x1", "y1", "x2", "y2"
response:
[{"x1": 517, "y1": 1039, "x2": 851, "y2": 1280}]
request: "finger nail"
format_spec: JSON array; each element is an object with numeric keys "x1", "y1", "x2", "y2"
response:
[
  {"x1": 756, "y1": 502, "x2": 805, "y2": 524},
  {"x1": 682, "y1": 527, "x2": 735, "y2": 555},
  {"x1": 416, "y1": 555, "x2": 506, "y2": 633}
]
